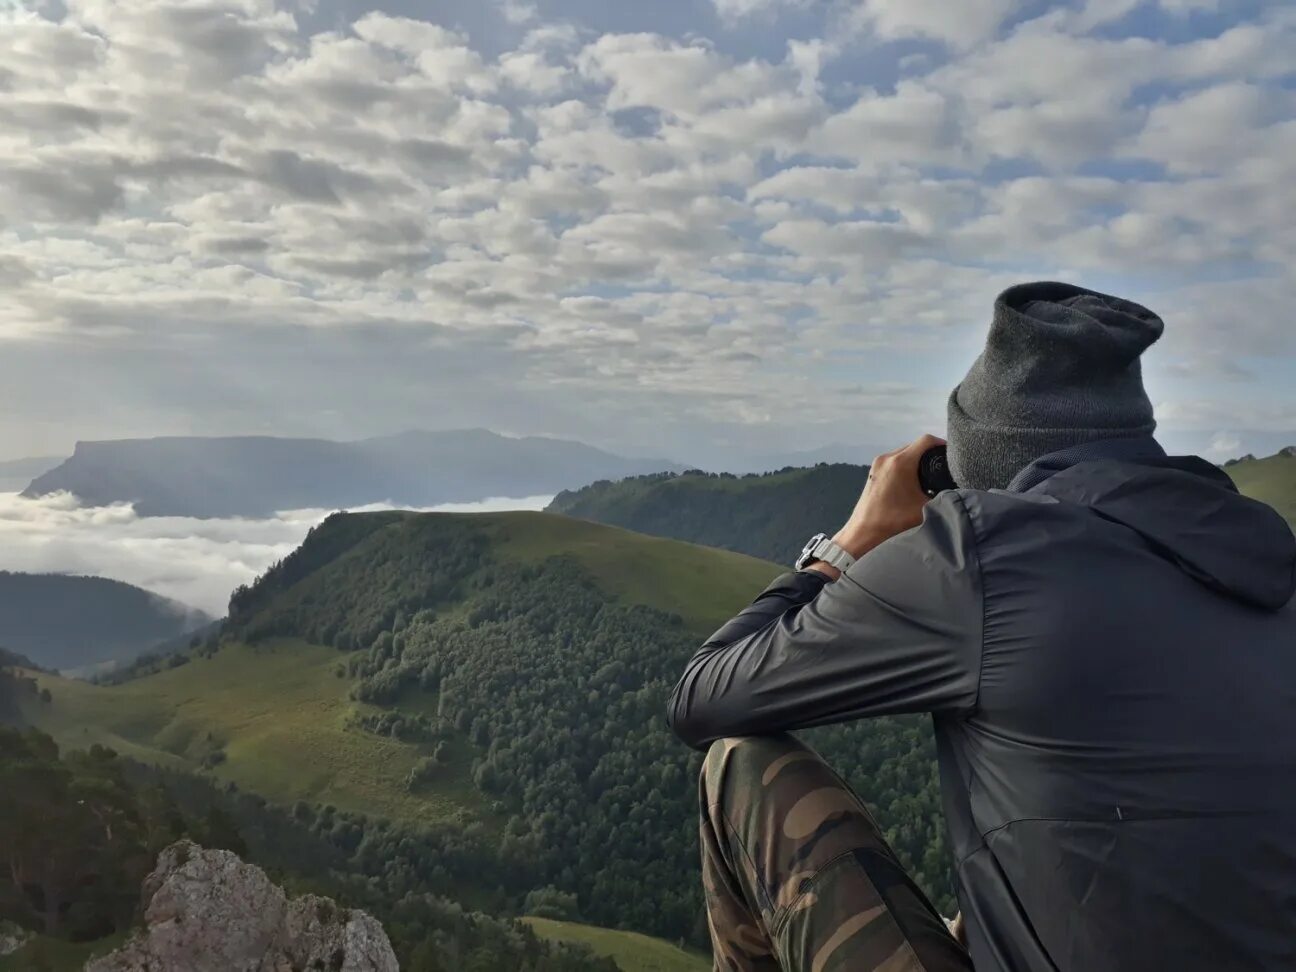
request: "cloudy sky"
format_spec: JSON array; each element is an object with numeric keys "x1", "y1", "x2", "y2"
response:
[{"x1": 2, "y1": 0, "x2": 1293, "y2": 467}]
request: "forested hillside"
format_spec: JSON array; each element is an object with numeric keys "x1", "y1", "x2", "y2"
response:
[
  {"x1": 0, "y1": 726, "x2": 622, "y2": 971},
  {"x1": 25, "y1": 510, "x2": 950, "y2": 959},
  {"x1": 548, "y1": 464, "x2": 869, "y2": 566},
  {"x1": 552, "y1": 449, "x2": 1296, "y2": 564},
  {"x1": 224, "y1": 510, "x2": 949, "y2": 936},
  {"x1": 0, "y1": 572, "x2": 210, "y2": 672}
]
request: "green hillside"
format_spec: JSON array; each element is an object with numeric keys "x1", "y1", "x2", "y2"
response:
[
  {"x1": 525, "y1": 918, "x2": 708, "y2": 972},
  {"x1": 548, "y1": 465, "x2": 869, "y2": 566},
  {"x1": 1226, "y1": 449, "x2": 1296, "y2": 526},
  {"x1": 18, "y1": 508, "x2": 949, "y2": 953},
  {"x1": 0, "y1": 723, "x2": 623, "y2": 972},
  {"x1": 552, "y1": 450, "x2": 1296, "y2": 565},
  {"x1": 25, "y1": 640, "x2": 479, "y2": 826}
]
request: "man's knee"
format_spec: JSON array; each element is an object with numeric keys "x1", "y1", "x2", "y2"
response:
[{"x1": 699, "y1": 733, "x2": 816, "y2": 809}]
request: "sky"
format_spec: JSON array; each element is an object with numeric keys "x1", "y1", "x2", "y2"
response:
[{"x1": 1, "y1": 0, "x2": 1294, "y2": 467}]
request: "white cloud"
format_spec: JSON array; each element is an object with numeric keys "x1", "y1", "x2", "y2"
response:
[
  {"x1": 710, "y1": 0, "x2": 807, "y2": 21},
  {"x1": 849, "y1": 0, "x2": 1022, "y2": 49},
  {"x1": 0, "y1": 492, "x2": 554, "y2": 616},
  {"x1": 1206, "y1": 431, "x2": 1242, "y2": 460},
  {"x1": 0, "y1": 0, "x2": 1291, "y2": 461},
  {"x1": 1159, "y1": 0, "x2": 1220, "y2": 12},
  {"x1": 500, "y1": 0, "x2": 539, "y2": 26}
]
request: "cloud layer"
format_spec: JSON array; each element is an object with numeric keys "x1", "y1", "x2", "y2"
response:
[
  {"x1": 0, "y1": 491, "x2": 553, "y2": 616},
  {"x1": 0, "y1": 0, "x2": 1292, "y2": 461}
]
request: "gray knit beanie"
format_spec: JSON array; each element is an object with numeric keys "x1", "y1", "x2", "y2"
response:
[{"x1": 947, "y1": 281, "x2": 1165, "y2": 491}]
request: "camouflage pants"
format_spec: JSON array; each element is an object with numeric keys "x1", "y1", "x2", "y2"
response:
[{"x1": 700, "y1": 734, "x2": 974, "y2": 972}]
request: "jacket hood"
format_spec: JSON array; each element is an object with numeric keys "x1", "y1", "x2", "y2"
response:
[{"x1": 1034, "y1": 456, "x2": 1296, "y2": 611}]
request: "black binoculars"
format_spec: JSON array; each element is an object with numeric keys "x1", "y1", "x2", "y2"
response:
[{"x1": 919, "y1": 446, "x2": 957, "y2": 498}]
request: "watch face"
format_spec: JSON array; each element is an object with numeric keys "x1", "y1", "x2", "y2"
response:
[{"x1": 797, "y1": 533, "x2": 828, "y2": 569}]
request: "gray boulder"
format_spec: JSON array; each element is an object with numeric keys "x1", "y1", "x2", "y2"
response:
[
  {"x1": 86, "y1": 841, "x2": 397, "y2": 972},
  {"x1": 0, "y1": 920, "x2": 31, "y2": 956}
]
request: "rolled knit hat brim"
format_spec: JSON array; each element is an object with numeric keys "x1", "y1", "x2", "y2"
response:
[
  {"x1": 946, "y1": 389, "x2": 1156, "y2": 492},
  {"x1": 947, "y1": 281, "x2": 1164, "y2": 491}
]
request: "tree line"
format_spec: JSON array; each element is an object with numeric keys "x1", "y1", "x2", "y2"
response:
[{"x1": 0, "y1": 726, "x2": 621, "y2": 971}]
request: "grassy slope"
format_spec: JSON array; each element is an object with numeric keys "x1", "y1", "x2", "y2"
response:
[
  {"x1": 1228, "y1": 452, "x2": 1296, "y2": 526},
  {"x1": 482, "y1": 511, "x2": 780, "y2": 632},
  {"x1": 547, "y1": 465, "x2": 868, "y2": 568},
  {"x1": 24, "y1": 640, "x2": 480, "y2": 826},
  {"x1": 23, "y1": 512, "x2": 780, "y2": 828},
  {"x1": 525, "y1": 918, "x2": 709, "y2": 972}
]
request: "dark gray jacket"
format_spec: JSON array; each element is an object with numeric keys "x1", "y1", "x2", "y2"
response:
[{"x1": 668, "y1": 454, "x2": 1296, "y2": 971}]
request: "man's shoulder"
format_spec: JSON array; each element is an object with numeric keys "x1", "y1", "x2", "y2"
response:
[{"x1": 944, "y1": 486, "x2": 1097, "y2": 550}]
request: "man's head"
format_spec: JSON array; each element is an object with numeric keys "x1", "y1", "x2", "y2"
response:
[{"x1": 947, "y1": 281, "x2": 1166, "y2": 492}]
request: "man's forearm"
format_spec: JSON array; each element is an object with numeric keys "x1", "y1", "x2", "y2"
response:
[
  {"x1": 698, "y1": 570, "x2": 830, "y2": 650},
  {"x1": 666, "y1": 570, "x2": 829, "y2": 749}
]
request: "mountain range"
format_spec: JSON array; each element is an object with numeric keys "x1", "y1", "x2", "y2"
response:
[{"x1": 21, "y1": 430, "x2": 683, "y2": 517}]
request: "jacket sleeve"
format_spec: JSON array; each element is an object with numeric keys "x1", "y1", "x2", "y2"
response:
[{"x1": 666, "y1": 492, "x2": 984, "y2": 750}]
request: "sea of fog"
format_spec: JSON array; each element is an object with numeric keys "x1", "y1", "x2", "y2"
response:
[{"x1": 0, "y1": 491, "x2": 554, "y2": 617}]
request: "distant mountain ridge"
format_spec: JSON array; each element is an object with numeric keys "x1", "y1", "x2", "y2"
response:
[
  {"x1": 551, "y1": 447, "x2": 1296, "y2": 564},
  {"x1": 0, "y1": 571, "x2": 211, "y2": 671},
  {"x1": 548, "y1": 463, "x2": 871, "y2": 566},
  {"x1": 23, "y1": 429, "x2": 683, "y2": 517}
]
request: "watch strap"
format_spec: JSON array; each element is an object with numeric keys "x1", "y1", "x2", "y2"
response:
[{"x1": 801, "y1": 536, "x2": 855, "y2": 573}]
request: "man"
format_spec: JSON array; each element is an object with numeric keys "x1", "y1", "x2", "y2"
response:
[{"x1": 667, "y1": 282, "x2": 1296, "y2": 972}]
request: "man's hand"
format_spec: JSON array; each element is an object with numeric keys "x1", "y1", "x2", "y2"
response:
[{"x1": 806, "y1": 433, "x2": 946, "y2": 581}]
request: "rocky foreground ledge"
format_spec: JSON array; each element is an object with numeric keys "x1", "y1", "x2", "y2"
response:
[{"x1": 87, "y1": 840, "x2": 398, "y2": 972}]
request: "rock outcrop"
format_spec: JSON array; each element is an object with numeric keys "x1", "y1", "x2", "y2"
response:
[
  {"x1": 0, "y1": 920, "x2": 31, "y2": 956},
  {"x1": 86, "y1": 841, "x2": 397, "y2": 972}
]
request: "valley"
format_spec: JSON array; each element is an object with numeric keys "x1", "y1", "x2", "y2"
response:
[
  {"x1": 5, "y1": 452, "x2": 1292, "y2": 970},
  {"x1": 8, "y1": 508, "x2": 945, "y2": 969}
]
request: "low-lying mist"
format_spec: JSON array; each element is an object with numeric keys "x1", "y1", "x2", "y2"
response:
[{"x1": 0, "y1": 491, "x2": 554, "y2": 616}]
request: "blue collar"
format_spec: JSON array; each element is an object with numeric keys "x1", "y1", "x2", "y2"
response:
[{"x1": 1006, "y1": 436, "x2": 1168, "y2": 493}]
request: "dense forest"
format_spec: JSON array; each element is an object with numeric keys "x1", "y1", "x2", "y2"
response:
[
  {"x1": 227, "y1": 512, "x2": 487, "y2": 649},
  {"x1": 223, "y1": 513, "x2": 950, "y2": 941},
  {"x1": 0, "y1": 727, "x2": 622, "y2": 971},
  {"x1": 548, "y1": 464, "x2": 868, "y2": 566},
  {"x1": 355, "y1": 559, "x2": 948, "y2": 935},
  {"x1": 0, "y1": 647, "x2": 46, "y2": 724},
  {"x1": 0, "y1": 727, "x2": 217, "y2": 941},
  {"x1": 0, "y1": 572, "x2": 210, "y2": 672}
]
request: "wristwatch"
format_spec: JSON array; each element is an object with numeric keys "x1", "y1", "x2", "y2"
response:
[{"x1": 795, "y1": 533, "x2": 856, "y2": 573}]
